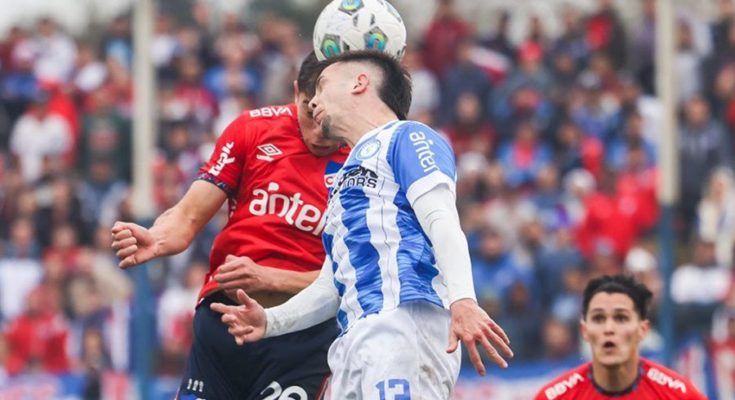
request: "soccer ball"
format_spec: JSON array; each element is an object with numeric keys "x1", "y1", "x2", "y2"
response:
[{"x1": 313, "y1": 0, "x2": 407, "y2": 61}]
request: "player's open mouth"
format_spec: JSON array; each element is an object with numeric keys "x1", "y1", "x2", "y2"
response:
[{"x1": 602, "y1": 341, "x2": 616, "y2": 350}]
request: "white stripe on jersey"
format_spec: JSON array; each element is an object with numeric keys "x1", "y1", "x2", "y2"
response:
[
  {"x1": 325, "y1": 120, "x2": 456, "y2": 333},
  {"x1": 329, "y1": 200, "x2": 365, "y2": 324}
]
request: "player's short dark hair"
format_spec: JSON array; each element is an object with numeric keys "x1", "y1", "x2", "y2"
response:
[
  {"x1": 321, "y1": 50, "x2": 412, "y2": 120},
  {"x1": 297, "y1": 51, "x2": 325, "y2": 98},
  {"x1": 582, "y1": 274, "x2": 653, "y2": 320}
]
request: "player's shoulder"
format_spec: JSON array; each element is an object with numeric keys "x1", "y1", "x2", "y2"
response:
[
  {"x1": 640, "y1": 358, "x2": 706, "y2": 399},
  {"x1": 230, "y1": 104, "x2": 298, "y2": 131},
  {"x1": 389, "y1": 120, "x2": 451, "y2": 147},
  {"x1": 534, "y1": 363, "x2": 590, "y2": 400}
]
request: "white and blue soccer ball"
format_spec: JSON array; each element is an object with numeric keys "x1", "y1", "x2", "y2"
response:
[{"x1": 313, "y1": 0, "x2": 407, "y2": 61}]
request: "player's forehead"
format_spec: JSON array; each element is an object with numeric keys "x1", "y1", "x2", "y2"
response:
[{"x1": 587, "y1": 292, "x2": 636, "y2": 314}]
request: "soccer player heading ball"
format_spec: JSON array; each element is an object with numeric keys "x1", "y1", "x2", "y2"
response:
[
  {"x1": 212, "y1": 49, "x2": 513, "y2": 399},
  {"x1": 535, "y1": 274, "x2": 707, "y2": 400}
]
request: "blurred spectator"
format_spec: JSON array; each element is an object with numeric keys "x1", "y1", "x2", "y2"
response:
[
  {"x1": 615, "y1": 144, "x2": 658, "y2": 234},
  {"x1": 402, "y1": 47, "x2": 439, "y2": 124},
  {"x1": 575, "y1": 170, "x2": 638, "y2": 260},
  {"x1": 35, "y1": 176, "x2": 88, "y2": 247},
  {"x1": 441, "y1": 92, "x2": 495, "y2": 157},
  {"x1": 541, "y1": 318, "x2": 578, "y2": 361},
  {"x1": 711, "y1": 0, "x2": 735, "y2": 51},
  {"x1": 555, "y1": 119, "x2": 604, "y2": 178},
  {"x1": 568, "y1": 71, "x2": 618, "y2": 145},
  {"x1": 100, "y1": 15, "x2": 132, "y2": 69},
  {"x1": 421, "y1": 0, "x2": 472, "y2": 79},
  {"x1": 162, "y1": 54, "x2": 218, "y2": 133},
  {"x1": 630, "y1": 0, "x2": 656, "y2": 94},
  {"x1": 440, "y1": 39, "x2": 492, "y2": 125},
  {"x1": 0, "y1": 218, "x2": 43, "y2": 321},
  {"x1": 676, "y1": 19, "x2": 707, "y2": 105},
  {"x1": 9, "y1": 88, "x2": 72, "y2": 183},
  {"x1": 479, "y1": 10, "x2": 514, "y2": 61},
  {"x1": 492, "y1": 42, "x2": 553, "y2": 137},
  {"x1": 4, "y1": 285, "x2": 71, "y2": 376},
  {"x1": 551, "y1": 6, "x2": 588, "y2": 70},
  {"x1": 72, "y1": 42, "x2": 107, "y2": 94},
  {"x1": 536, "y1": 227, "x2": 583, "y2": 306},
  {"x1": 79, "y1": 87, "x2": 132, "y2": 182},
  {"x1": 585, "y1": 0, "x2": 627, "y2": 69},
  {"x1": 624, "y1": 246, "x2": 662, "y2": 308},
  {"x1": 156, "y1": 262, "x2": 206, "y2": 375},
  {"x1": 32, "y1": 18, "x2": 77, "y2": 83},
  {"x1": 78, "y1": 157, "x2": 128, "y2": 226},
  {"x1": 498, "y1": 120, "x2": 551, "y2": 188},
  {"x1": 471, "y1": 226, "x2": 534, "y2": 312},
  {"x1": 606, "y1": 111, "x2": 656, "y2": 171},
  {"x1": 673, "y1": 239, "x2": 732, "y2": 339},
  {"x1": 697, "y1": 167, "x2": 735, "y2": 266},
  {"x1": 679, "y1": 95, "x2": 734, "y2": 235}
]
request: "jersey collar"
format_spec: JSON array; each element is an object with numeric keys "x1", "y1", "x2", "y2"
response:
[{"x1": 588, "y1": 363, "x2": 644, "y2": 397}]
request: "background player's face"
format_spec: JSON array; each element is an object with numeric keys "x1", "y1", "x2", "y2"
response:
[
  {"x1": 295, "y1": 90, "x2": 342, "y2": 156},
  {"x1": 581, "y1": 292, "x2": 650, "y2": 368}
]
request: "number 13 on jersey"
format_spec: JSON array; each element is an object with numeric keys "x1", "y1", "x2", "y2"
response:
[{"x1": 376, "y1": 379, "x2": 410, "y2": 400}]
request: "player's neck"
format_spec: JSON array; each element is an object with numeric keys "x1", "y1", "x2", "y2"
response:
[
  {"x1": 590, "y1": 356, "x2": 640, "y2": 394},
  {"x1": 342, "y1": 110, "x2": 398, "y2": 147}
]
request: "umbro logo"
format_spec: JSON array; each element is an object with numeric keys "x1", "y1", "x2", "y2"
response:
[{"x1": 256, "y1": 144, "x2": 283, "y2": 162}]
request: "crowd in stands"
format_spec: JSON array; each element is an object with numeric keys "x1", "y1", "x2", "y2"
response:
[{"x1": 0, "y1": 0, "x2": 734, "y2": 394}]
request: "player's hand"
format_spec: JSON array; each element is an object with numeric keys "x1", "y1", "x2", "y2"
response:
[
  {"x1": 111, "y1": 221, "x2": 158, "y2": 269},
  {"x1": 447, "y1": 298, "x2": 513, "y2": 376},
  {"x1": 215, "y1": 255, "x2": 273, "y2": 293},
  {"x1": 210, "y1": 289, "x2": 267, "y2": 345}
]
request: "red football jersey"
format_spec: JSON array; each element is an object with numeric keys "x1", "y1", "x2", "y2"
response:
[
  {"x1": 534, "y1": 358, "x2": 707, "y2": 400},
  {"x1": 196, "y1": 104, "x2": 349, "y2": 302}
]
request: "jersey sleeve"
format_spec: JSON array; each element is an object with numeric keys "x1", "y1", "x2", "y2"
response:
[
  {"x1": 388, "y1": 121, "x2": 457, "y2": 205},
  {"x1": 197, "y1": 114, "x2": 252, "y2": 197}
]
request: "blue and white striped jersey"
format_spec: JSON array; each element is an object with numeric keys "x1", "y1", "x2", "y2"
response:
[{"x1": 323, "y1": 120, "x2": 457, "y2": 333}]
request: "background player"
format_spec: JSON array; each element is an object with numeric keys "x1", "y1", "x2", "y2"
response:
[
  {"x1": 110, "y1": 52, "x2": 349, "y2": 399},
  {"x1": 534, "y1": 274, "x2": 707, "y2": 400},
  {"x1": 211, "y1": 50, "x2": 513, "y2": 399}
]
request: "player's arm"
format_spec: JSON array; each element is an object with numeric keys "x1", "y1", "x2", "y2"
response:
[
  {"x1": 412, "y1": 185, "x2": 513, "y2": 375},
  {"x1": 112, "y1": 113, "x2": 249, "y2": 268},
  {"x1": 210, "y1": 257, "x2": 339, "y2": 344},
  {"x1": 111, "y1": 180, "x2": 226, "y2": 268},
  {"x1": 214, "y1": 255, "x2": 320, "y2": 295}
]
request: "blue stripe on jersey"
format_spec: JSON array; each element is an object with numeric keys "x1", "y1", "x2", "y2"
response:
[
  {"x1": 392, "y1": 190, "x2": 443, "y2": 306},
  {"x1": 323, "y1": 232, "x2": 334, "y2": 260},
  {"x1": 388, "y1": 121, "x2": 456, "y2": 196},
  {"x1": 339, "y1": 189, "x2": 385, "y2": 317}
]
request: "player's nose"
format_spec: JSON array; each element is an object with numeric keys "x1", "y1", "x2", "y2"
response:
[{"x1": 309, "y1": 95, "x2": 319, "y2": 112}]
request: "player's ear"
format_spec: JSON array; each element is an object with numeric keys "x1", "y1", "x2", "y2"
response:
[
  {"x1": 293, "y1": 80, "x2": 299, "y2": 103},
  {"x1": 638, "y1": 318, "x2": 651, "y2": 339},
  {"x1": 352, "y1": 73, "x2": 369, "y2": 94},
  {"x1": 580, "y1": 319, "x2": 589, "y2": 341}
]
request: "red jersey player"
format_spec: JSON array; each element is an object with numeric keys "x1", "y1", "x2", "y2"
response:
[
  {"x1": 534, "y1": 274, "x2": 707, "y2": 400},
  {"x1": 111, "y1": 53, "x2": 349, "y2": 400}
]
